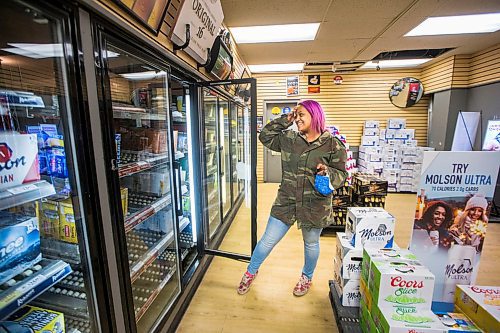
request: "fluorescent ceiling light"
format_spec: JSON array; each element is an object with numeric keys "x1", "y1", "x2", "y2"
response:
[
  {"x1": 120, "y1": 71, "x2": 166, "y2": 80},
  {"x1": 2, "y1": 43, "x2": 64, "y2": 58},
  {"x1": 406, "y1": 13, "x2": 500, "y2": 36},
  {"x1": 230, "y1": 23, "x2": 320, "y2": 43},
  {"x1": 360, "y1": 59, "x2": 432, "y2": 69},
  {"x1": 248, "y1": 63, "x2": 304, "y2": 73}
]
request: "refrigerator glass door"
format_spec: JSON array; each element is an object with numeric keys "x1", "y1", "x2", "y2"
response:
[
  {"x1": 202, "y1": 89, "x2": 221, "y2": 239},
  {"x1": 237, "y1": 105, "x2": 246, "y2": 193},
  {"x1": 0, "y1": 1, "x2": 103, "y2": 332},
  {"x1": 104, "y1": 41, "x2": 181, "y2": 333},
  {"x1": 230, "y1": 102, "x2": 239, "y2": 202},
  {"x1": 219, "y1": 98, "x2": 231, "y2": 218}
]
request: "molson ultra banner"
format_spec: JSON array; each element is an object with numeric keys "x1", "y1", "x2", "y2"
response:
[
  {"x1": 409, "y1": 151, "x2": 500, "y2": 311},
  {"x1": 0, "y1": 133, "x2": 40, "y2": 191}
]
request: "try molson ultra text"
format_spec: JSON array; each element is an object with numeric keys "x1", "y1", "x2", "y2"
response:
[{"x1": 368, "y1": 259, "x2": 435, "y2": 311}]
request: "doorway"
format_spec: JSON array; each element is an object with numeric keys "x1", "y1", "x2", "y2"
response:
[{"x1": 263, "y1": 100, "x2": 299, "y2": 183}]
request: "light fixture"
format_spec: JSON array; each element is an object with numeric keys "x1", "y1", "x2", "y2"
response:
[
  {"x1": 119, "y1": 71, "x2": 166, "y2": 80},
  {"x1": 229, "y1": 23, "x2": 320, "y2": 44},
  {"x1": 1, "y1": 43, "x2": 64, "y2": 58},
  {"x1": 405, "y1": 13, "x2": 500, "y2": 36},
  {"x1": 248, "y1": 63, "x2": 304, "y2": 73},
  {"x1": 360, "y1": 59, "x2": 432, "y2": 70}
]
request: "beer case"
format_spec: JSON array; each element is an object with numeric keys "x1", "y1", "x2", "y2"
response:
[
  {"x1": 361, "y1": 248, "x2": 417, "y2": 285},
  {"x1": 364, "y1": 120, "x2": 380, "y2": 128},
  {"x1": 8, "y1": 305, "x2": 65, "y2": 333},
  {"x1": 0, "y1": 133, "x2": 40, "y2": 191},
  {"x1": 0, "y1": 211, "x2": 41, "y2": 285},
  {"x1": 374, "y1": 306, "x2": 447, "y2": 333},
  {"x1": 345, "y1": 207, "x2": 395, "y2": 249},
  {"x1": 454, "y1": 285, "x2": 500, "y2": 333},
  {"x1": 59, "y1": 199, "x2": 77, "y2": 244},
  {"x1": 335, "y1": 232, "x2": 362, "y2": 279},
  {"x1": 387, "y1": 118, "x2": 406, "y2": 130},
  {"x1": 332, "y1": 274, "x2": 361, "y2": 307}
]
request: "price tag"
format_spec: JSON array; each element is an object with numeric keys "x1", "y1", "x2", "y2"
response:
[{"x1": 7, "y1": 184, "x2": 38, "y2": 195}]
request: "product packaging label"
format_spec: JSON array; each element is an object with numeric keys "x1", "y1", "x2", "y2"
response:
[
  {"x1": 8, "y1": 305, "x2": 65, "y2": 333},
  {"x1": 59, "y1": 199, "x2": 77, "y2": 244},
  {"x1": 40, "y1": 200, "x2": 60, "y2": 238},
  {"x1": 454, "y1": 285, "x2": 500, "y2": 333},
  {"x1": 335, "y1": 232, "x2": 363, "y2": 279},
  {"x1": 346, "y1": 208, "x2": 395, "y2": 249}
]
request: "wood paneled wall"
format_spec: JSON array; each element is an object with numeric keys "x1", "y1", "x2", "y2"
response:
[
  {"x1": 254, "y1": 71, "x2": 430, "y2": 182},
  {"x1": 468, "y1": 44, "x2": 500, "y2": 88},
  {"x1": 420, "y1": 56, "x2": 455, "y2": 93}
]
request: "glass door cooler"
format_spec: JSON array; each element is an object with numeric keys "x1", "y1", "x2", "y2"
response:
[
  {"x1": 0, "y1": 1, "x2": 109, "y2": 332},
  {"x1": 95, "y1": 34, "x2": 189, "y2": 333}
]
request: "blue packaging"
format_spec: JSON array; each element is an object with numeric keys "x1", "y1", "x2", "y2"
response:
[
  {"x1": 0, "y1": 211, "x2": 41, "y2": 285},
  {"x1": 46, "y1": 147, "x2": 67, "y2": 178}
]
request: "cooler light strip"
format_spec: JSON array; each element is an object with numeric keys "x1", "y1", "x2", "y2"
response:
[{"x1": 185, "y1": 94, "x2": 197, "y2": 241}]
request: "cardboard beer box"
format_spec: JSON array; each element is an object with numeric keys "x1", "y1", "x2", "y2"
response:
[
  {"x1": 364, "y1": 128, "x2": 380, "y2": 137},
  {"x1": 59, "y1": 199, "x2": 77, "y2": 244},
  {"x1": 39, "y1": 200, "x2": 60, "y2": 238},
  {"x1": 0, "y1": 211, "x2": 41, "y2": 285},
  {"x1": 387, "y1": 118, "x2": 406, "y2": 129},
  {"x1": 374, "y1": 307, "x2": 447, "y2": 333},
  {"x1": 335, "y1": 232, "x2": 363, "y2": 279},
  {"x1": 0, "y1": 133, "x2": 40, "y2": 191},
  {"x1": 365, "y1": 120, "x2": 380, "y2": 128},
  {"x1": 333, "y1": 279, "x2": 361, "y2": 307},
  {"x1": 8, "y1": 305, "x2": 65, "y2": 333},
  {"x1": 369, "y1": 260, "x2": 435, "y2": 311},
  {"x1": 346, "y1": 207, "x2": 395, "y2": 249},
  {"x1": 362, "y1": 136, "x2": 379, "y2": 146},
  {"x1": 434, "y1": 312, "x2": 481, "y2": 332},
  {"x1": 454, "y1": 285, "x2": 500, "y2": 333},
  {"x1": 361, "y1": 248, "x2": 417, "y2": 285}
]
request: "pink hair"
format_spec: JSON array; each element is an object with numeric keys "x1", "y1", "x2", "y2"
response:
[{"x1": 299, "y1": 100, "x2": 326, "y2": 134}]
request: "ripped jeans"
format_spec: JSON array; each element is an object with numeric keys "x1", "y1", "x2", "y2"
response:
[{"x1": 247, "y1": 215, "x2": 322, "y2": 279}]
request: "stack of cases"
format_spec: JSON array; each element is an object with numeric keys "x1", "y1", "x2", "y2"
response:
[
  {"x1": 327, "y1": 125, "x2": 357, "y2": 185},
  {"x1": 330, "y1": 186, "x2": 351, "y2": 227},
  {"x1": 360, "y1": 247, "x2": 449, "y2": 333},
  {"x1": 352, "y1": 173, "x2": 388, "y2": 208},
  {"x1": 333, "y1": 207, "x2": 396, "y2": 308},
  {"x1": 359, "y1": 121, "x2": 383, "y2": 176}
]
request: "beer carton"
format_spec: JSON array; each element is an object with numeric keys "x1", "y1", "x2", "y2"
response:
[
  {"x1": 369, "y1": 260, "x2": 435, "y2": 311},
  {"x1": 332, "y1": 271, "x2": 361, "y2": 307},
  {"x1": 39, "y1": 200, "x2": 59, "y2": 238},
  {"x1": 454, "y1": 285, "x2": 500, "y2": 333},
  {"x1": 375, "y1": 307, "x2": 447, "y2": 333},
  {"x1": 0, "y1": 133, "x2": 40, "y2": 191},
  {"x1": 361, "y1": 248, "x2": 417, "y2": 286},
  {"x1": 346, "y1": 207, "x2": 395, "y2": 249},
  {"x1": 8, "y1": 305, "x2": 65, "y2": 333},
  {"x1": 59, "y1": 199, "x2": 77, "y2": 244},
  {"x1": 0, "y1": 211, "x2": 41, "y2": 285},
  {"x1": 434, "y1": 312, "x2": 481, "y2": 332},
  {"x1": 335, "y1": 232, "x2": 362, "y2": 279},
  {"x1": 387, "y1": 118, "x2": 406, "y2": 129}
]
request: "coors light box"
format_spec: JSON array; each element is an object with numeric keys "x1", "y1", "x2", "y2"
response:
[{"x1": 0, "y1": 133, "x2": 40, "y2": 191}]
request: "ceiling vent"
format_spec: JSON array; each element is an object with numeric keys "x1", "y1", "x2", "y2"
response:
[
  {"x1": 372, "y1": 48, "x2": 454, "y2": 61},
  {"x1": 304, "y1": 61, "x2": 365, "y2": 73}
]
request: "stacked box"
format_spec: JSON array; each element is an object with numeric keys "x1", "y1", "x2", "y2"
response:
[
  {"x1": 345, "y1": 207, "x2": 395, "y2": 249},
  {"x1": 333, "y1": 232, "x2": 363, "y2": 307},
  {"x1": 387, "y1": 118, "x2": 406, "y2": 130},
  {"x1": 8, "y1": 305, "x2": 65, "y2": 333},
  {"x1": 330, "y1": 207, "x2": 348, "y2": 227},
  {"x1": 360, "y1": 248, "x2": 448, "y2": 333},
  {"x1": 454, "y1": 285, "x2": 500, "y2": 333},
  {"x1": 434, "y1": 312, "x2": 481, "y2": 332},
  {"x1": 327, "y1": 125, "x2": 357, "y2": 185},
  {"x1": 352, "y1": 173, "x2": 388, "y2": 207}
]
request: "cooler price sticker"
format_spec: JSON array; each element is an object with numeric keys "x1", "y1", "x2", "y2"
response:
[{"x1": 6, "y1": 184, "x2": 38, "y2": 195}]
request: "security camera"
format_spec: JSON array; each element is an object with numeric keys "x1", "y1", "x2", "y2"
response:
[{"x1": 376, "y1": 65, "x2": 381, "y2": 71}]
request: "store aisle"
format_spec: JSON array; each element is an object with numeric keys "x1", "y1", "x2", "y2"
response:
[{"x1": 176, "y1": 184, "x2": 500, "y2": 333}]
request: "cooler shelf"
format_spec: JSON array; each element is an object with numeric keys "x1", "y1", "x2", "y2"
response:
[
  {"x1": 0, "y1": 180, "x2": 55, "y2": 211},
  {"x1": 0, "y1": 259, "x2": 72, "y2": 320},
  {"x1": 130, "y1": 231, "x2": 175, "y2": 283},
  {"x1": 118, "y1": 152, "x2": 169, "y2": 178},
  {"x1": 113, "y1": 108, "x2": 167, "y2": 121},
  {"x1": 124, "y1": 195, "x2": 172, "y2": 233}
]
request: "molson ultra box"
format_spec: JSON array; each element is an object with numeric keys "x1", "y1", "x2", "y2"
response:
[
  {"x1": 335, "y1": 232, "x2": 362, "y2": 279},
  {"x1": 373, "y1": 306, "x2": 447, "y2": 333},
  {"x1": 333, "y1": 258, "x2": 361, "y2": 307},
  {"x1": 369, "y1": 259, "x2": 435, "y2": 311},
  {"x1": 0, "y1": 133, "x2": 40, "y2": 191},
  {"x1": 454, "y1": 285, "x2": 500, "y2": 333},
  {"x1": 8, "y1": 305, "x2": 65, "y2": 333},
  {"x1": 346, "y1": 207, "x2": 395, "y2": 249}
]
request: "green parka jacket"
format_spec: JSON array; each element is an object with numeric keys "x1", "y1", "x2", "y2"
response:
[{"x1": 259, "y1": 115, "x2": 348, "y2": 229}]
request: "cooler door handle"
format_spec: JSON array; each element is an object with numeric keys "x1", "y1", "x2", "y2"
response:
[{"x1": 174, "y1": 161, "x2": 183, "y2": 217}]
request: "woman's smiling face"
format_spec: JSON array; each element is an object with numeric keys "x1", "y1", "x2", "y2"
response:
[
  {"x1": 295, "y1": 105, "x2": 312, "y2": 133},
  {"x1": 432, "y1": 206, "x2": 446, "y2": 227}
]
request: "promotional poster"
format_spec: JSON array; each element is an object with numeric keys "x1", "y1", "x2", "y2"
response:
[
  {"x1": 483, "y1": 119, "x2": 500, "y2": 151},
  {"x1": 286, "y1": 76, "x2": 299, "y2": 96},
  {"x1": 409, "y1": 151, "x2": 500, "y2": 311}
]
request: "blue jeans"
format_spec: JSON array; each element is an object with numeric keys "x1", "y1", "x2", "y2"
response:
[{"x1": 247, "y1": 215, "x2": 322, "y2": 280}]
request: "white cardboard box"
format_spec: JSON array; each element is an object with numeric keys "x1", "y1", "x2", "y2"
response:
[
  {"x1": 361, "y1": 136, "x2": 379, "y2": 146},
  {"x1": 364, "y1": 120, "x2": 380, "y2": 128},
  {"x1": 363, "y1": 128, "x2": 380, "y2": 136},
  {"x1": 333, "y1": 277, "x2": 361, "y2": 307},
  {"x1": 387, "y1": 118, "x2": 406, "y2": 129},
  {"x1": 335, "y1": 232, "x2": 363, "y2": 279},
  {"x1": 346, "y1": 208, "x2": 395, "y2": 249}
]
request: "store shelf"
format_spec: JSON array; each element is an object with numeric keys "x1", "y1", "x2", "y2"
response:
[
  {"x1": 125, "y1": 195, "x2": 172, "y2": 233},
  {"x1": 113, "y1": 108, "x2": 167, "y2": 121},
  {"x1": 130, "y1": 231, "x2": 175, "y2": 283},
  {"x1": 41, "y1": 238, "x2": 81, "y2": 265},
  {"x1": 0, "y1": 259, "x2": 72, "y2": 320},
  {"x1": 34, "y1": 291, "x2": 89, "y2": 319},
  {"x1": 0, "y1": 180, "x2": 55, "y2": 211},
  {"x1": 135, "y1": 267, "x2": 176, "y2": 322},
  {"x1": 118, "y1": 152, "x2": 169, "y2": 178}
]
